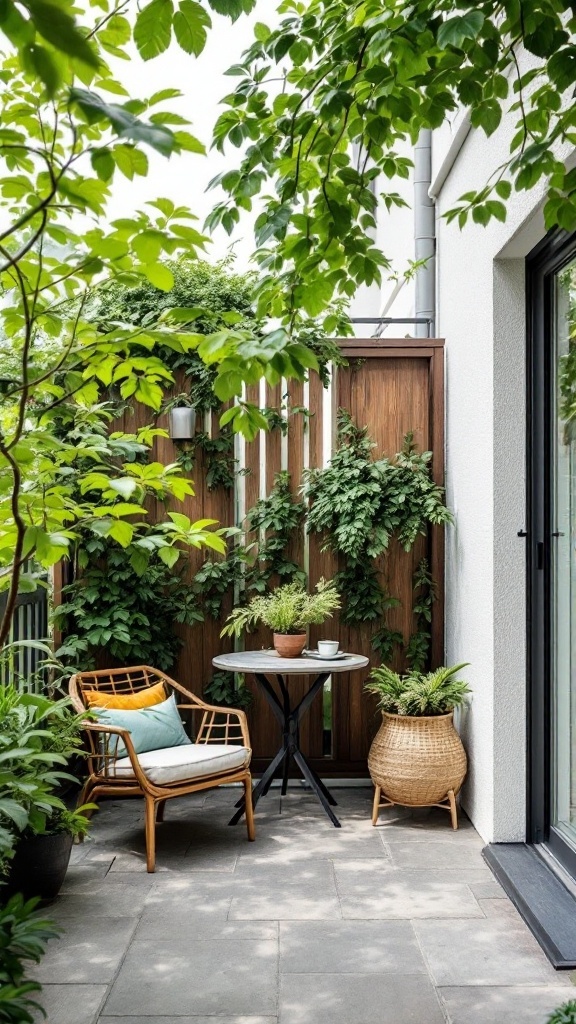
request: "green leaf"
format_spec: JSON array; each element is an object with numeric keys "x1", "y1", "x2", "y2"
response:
[
  {"x1": 437, "y1": 11, "x2": 484, "y2": 49},
  {"x1": 173, "y1": 0, "x2": 211, "y2": 56},
  {"x1": 296, "y1": 278, "x2": 334, "y2": 317},
  {"x1": 158, "y1": 545, "x2": 180, "y2": 567},
  {"x1": 71, "y1": 89, "x2": 175, "y2": 155},
  {"x1": 254, "y1": 21, "x2": 270, "y2": 41},
  {"x1": 23, "y1": 43, "x2": 58, "y2": 97},
  {"x1": 25, "y1": 0, "x2": 99, "y2": 67},
  {"x1": 91, "y1": 148, "x2": 115, "y2": 182},
  {"x1": 134, "y1": 0, "x2": 174, "y2": 60},
  {"x1": 144, "y1": 263, "x2": 175, "y2": 290},
  {"x1": 113, "y1": 144, "x2": 149, "y2": 180},
  {"x1": 0, "y1": 797, "x2": 28, "y2": 830},
  {"x1": 108, "y1": 520, "x2": 134, "y2": 546},
  {"x1": 109, "y1": 478, "x2": 138, "y2": 499},
  {"x1": 132, "y1": 229, "x2": 164, "y2": 263}
]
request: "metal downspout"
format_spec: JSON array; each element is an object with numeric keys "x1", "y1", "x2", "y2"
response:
[{"x1": 414, "y1": 129, "x2": 436, "y2": 337}]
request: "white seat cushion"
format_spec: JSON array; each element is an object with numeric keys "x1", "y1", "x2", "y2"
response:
[{"x1": 109, "y1": 743, "x2": 250, "y2": 786}]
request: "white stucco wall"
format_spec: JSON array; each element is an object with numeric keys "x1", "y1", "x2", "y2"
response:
[
  {"x1": 376, "y1": 50, "x2": 576, "y2": 842},
  {"x1": 435, "y1": 126, "x2": 547, "y2": 842}
]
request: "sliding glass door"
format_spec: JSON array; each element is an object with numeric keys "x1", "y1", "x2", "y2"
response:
[
  {"x1": 529, "y1": 232, "x2": 576, "y2": 877},
  {"x1": 551, "y1": 257, "x2": 576, "y2": 854}
]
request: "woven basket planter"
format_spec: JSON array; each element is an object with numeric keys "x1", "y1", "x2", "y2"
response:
[{"x1": 368, "y1": 710, "x2": 467, "y2": 807}]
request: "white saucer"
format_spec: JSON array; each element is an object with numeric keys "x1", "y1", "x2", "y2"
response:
[{"x1": 304, "y1": 649, "x2": 349, "y2": 661}]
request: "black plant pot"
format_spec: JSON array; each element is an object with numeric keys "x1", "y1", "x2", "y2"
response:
[{"x1": 4, "y1": 832, "x2": 74, "y2": 904}]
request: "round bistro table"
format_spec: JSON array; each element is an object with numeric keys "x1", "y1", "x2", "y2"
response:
[{"x1": 212, "y1": 649, "x2": 369, "y2": 828}]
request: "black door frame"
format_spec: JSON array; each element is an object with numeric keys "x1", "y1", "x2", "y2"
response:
[{"x1": 527, "y1": 228, "x2": 576, "y2": 878}]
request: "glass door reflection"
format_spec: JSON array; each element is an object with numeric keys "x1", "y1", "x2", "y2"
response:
[{"x1": 552, "y1": 257, "x2": 576, "y2": 848}]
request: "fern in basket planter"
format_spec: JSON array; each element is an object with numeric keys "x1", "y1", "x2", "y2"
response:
[
  {"x1": 365, "y1": 664, "x2": 471, "y2": 716},
  {"x1": 365, "y1": 664, "x2": 471, "y2": 830},
  {"x1": 221, "y1": 580, "x2": 340, "y2": 658}
]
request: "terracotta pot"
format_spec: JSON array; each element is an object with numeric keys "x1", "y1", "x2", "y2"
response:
[
  {"x1": 368, "y1": 711, "x2": 467, "y2": 806},
  {"x1": 273, "y1": 632, "x2": 307, "y2": 658}
]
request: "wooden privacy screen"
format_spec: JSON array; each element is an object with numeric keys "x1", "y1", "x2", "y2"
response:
[{"x1": 93, "y1": 337, "x2": 445, "y2": 778}]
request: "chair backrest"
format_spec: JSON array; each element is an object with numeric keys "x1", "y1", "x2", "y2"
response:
[{"x1": 69, "y1": 665, "x2": 172, "y2": 712}]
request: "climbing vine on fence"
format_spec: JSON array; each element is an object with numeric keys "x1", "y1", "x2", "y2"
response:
[
  {"x1": 58, "y1": 412, "x2": 450, "y2": 679},
  {"x1": 304, "y1": 411, "x2": 452, "y2": 668}
]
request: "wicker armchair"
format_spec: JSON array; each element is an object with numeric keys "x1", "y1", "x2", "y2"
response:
[{"x1": 69, "y1": 665, "x2": 255, "y2": 872}]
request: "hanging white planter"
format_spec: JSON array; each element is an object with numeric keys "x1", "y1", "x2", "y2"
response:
[{"x1": 169, "y1": 406, "x2": 196, "y2": 441}]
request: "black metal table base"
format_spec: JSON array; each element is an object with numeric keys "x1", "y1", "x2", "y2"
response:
[{"x1": 228, "y1": 670, "x2": 341, "y2": 828}]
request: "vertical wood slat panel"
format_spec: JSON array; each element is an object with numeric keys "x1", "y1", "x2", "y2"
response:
[
  {"x1": 241, "y1": 385, "x2": 278, "y2": 756},
  {"x1": 303, "y1": 375, "x2": 328, "y2": 759}
]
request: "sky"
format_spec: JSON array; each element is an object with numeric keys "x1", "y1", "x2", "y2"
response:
[{"x1": 107, "y1": 1, "x2": 271, "y2": 270}]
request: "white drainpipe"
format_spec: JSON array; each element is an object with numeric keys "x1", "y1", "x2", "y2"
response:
[{"x1": 414, "y1": 129, "x2": 435, "y2": 337}]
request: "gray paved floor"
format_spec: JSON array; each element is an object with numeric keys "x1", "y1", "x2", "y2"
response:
[{"x1": 33, "y1": 787, "x2": 575, "y2": 1023}]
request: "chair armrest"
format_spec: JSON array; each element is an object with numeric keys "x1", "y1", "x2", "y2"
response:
[
  {"x1": 83, "y1": 722, "x2": 147, "y2": 785},
  {"x1": 177, "y1": 704, "x2": 251, "y2": 749}
]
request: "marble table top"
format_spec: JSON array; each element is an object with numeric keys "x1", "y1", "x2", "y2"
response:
[{"x1": 212, "y1": 649, "x2": 369, "y2": 676}]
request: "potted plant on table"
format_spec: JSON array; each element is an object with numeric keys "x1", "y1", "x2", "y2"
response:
[
  {"x1": 365, "y1": 664, "x2": 471, "y2": 829},
  {"x1": 221, "y1": 579, "x2": 340, "y2": 658}
]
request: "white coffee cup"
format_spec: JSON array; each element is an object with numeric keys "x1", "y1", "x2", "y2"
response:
[{"x1": 317, "y1": 640, "x2": 339, "y2": 657}]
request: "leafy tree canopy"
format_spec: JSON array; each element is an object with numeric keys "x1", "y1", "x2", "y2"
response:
[
  {"x1": 0, "y1": 0, "x2": 319, "y2": 644},
  {"x1": 211, "y1": 0, "x2": 576, "y2": 327}
]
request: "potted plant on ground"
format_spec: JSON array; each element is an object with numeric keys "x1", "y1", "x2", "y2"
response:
[
  {"x1": 221, "y1": 579, "x2": 340, "y2": 658},
  {"x1": 0, "y1": 684, "x2": 93, "y2": 902},
  {"x1": 365, "y1": 663, "x2": 470, "y2": 829},
  {"x1": 5, "y1": 804, "x2": 94, "y2": 904}
]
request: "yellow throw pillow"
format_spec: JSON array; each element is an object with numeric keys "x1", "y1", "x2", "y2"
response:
[{"x1": 83, "y1": 680, "x2": 166, "y2": 710}]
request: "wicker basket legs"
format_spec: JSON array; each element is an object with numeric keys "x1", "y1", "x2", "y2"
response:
[{"x1": 371, "y1": 784, "x2": 459, "y2": 829}]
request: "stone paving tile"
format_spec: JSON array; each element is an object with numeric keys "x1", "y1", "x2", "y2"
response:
[
  {"x1": 143, "y1": 874, "x2": 235, "y2": 921},
  {"x1": 413, "y1": 918, "x2": 574, "y2": 987},
  {"x1": 279, "y1": 973, "x2": 445, "y2": 1024},
  {"x1": 98, "y1": 1019, "x2": 276, "y2": 1023},
  {"x1": 334, "y1": 860, "x2": 485, "y2": 919},
  {"x1": 236, "y1": 819, "x2": 388, "y2": 864},
  {"x1": 439, "y1": 985, "x2": 576, "y2": 1023},
  {"x1": 47, "y1": 878, "x2": 154, "y2": 922},
  {"x1": 59, "y1": 861, "x2": 115, "y2": 890},
  {"x1": 34, "y1": 788, "x2": 576, "y2": 1024},
  {"x1": 33, "y1": 983, "x2": 107, "y2": 1024},
  {"x1": 373, "y1": 805, "x2": 481, "y2": 842},
  {"x1": 384, "y1": 838, "x2": 486, "y2": 870},
  {"x1": 279, "y1": 920, "x2": 426, "y2": 975},
  {"x1": 31, "y1": 916, "x2": 138, "y2": 984},
  {"x1": 136, "y1": 912, "x2": 277, "y2": 943},
  {"x1": 467, "y1": 878, "x2": 507, "y2": 900},
  {"x1": 478, "y1": 897, "x2": 524, "y2": 920},
  {"x1": 103, "y1": 933, "x2": 278, "y2": 1017},
  {"x1": 229, "y1": 861, "x2": 341, "y2": 920}
]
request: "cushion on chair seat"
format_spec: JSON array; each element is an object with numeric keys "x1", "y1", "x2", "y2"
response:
[{"x1": 109, "y1": 743, "x2": 251, "y2": 786}]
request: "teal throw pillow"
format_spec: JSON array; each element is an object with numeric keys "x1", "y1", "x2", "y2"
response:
[{"x1": 94, "y1": 693, "x2": 191, "y2": 759}]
